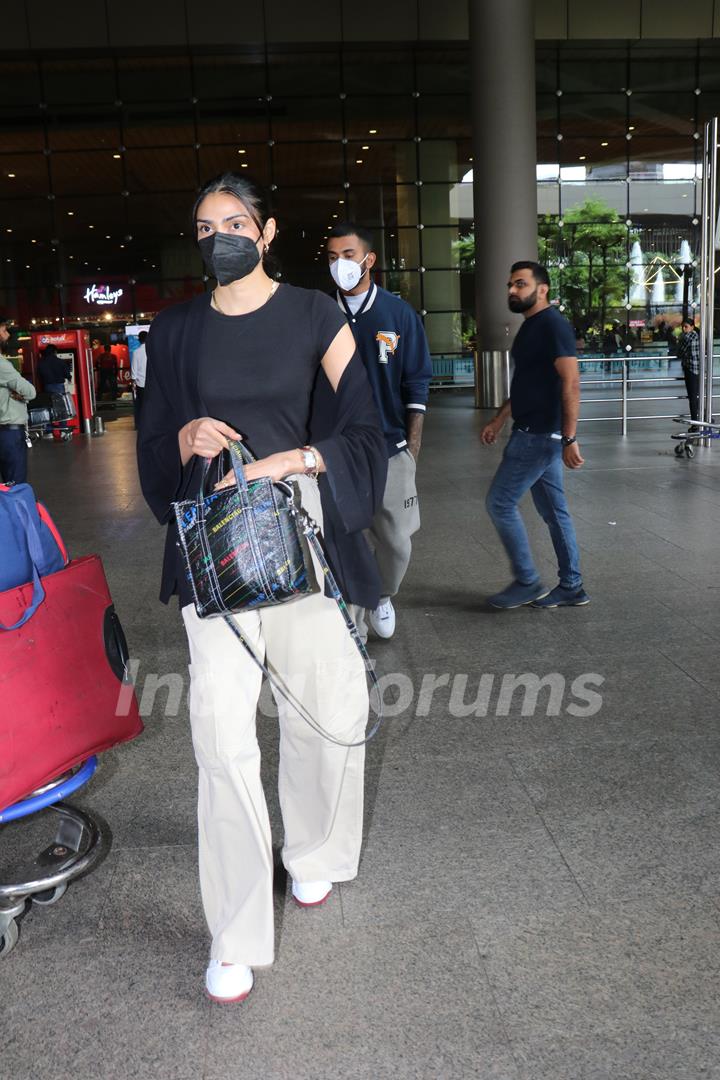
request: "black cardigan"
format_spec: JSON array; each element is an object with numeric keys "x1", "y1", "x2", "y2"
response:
[{"x1": 136, "y1": 291, "x2": 388, "y2": 609}]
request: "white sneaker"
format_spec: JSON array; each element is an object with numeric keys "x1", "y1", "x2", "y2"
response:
[
  {"x1": 291, "y1": 880, "x2": 332, "y2": 907},
  {"x1": 368, "y1": 597, "x2": 396, "y2": 639},
  {"x1": 205, "y1": 960, "x2": 254, "y2": 1003}
]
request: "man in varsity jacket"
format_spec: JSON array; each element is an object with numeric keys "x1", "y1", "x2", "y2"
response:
[{"x1": 327, "y1": 223, "x2": 432, "y2": 640}]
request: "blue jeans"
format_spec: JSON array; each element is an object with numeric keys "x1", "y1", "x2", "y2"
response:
[
  {"x1": 0, "y1": 426, "x2": 28, "y2": 484},
  {"x1": 485, "y1": 428, "x2": 582, "y2": 590}
]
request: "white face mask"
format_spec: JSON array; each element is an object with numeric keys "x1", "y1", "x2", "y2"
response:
[{"x1": 329, "y1": 254, "x2": 369, "y2": 292}]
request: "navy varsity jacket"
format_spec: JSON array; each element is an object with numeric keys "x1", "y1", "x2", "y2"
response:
[{"x1": 336, "y1": 283, "x2": 432, "y2": 458}]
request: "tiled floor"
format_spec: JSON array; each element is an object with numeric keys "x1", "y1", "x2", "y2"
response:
[{"x1": 3, "y1": 395, "x2": 720, "y2": 1080}]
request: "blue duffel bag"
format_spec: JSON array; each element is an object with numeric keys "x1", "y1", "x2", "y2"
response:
[{"x1": 0, "y1": 482, "x2": 68, "y2": 630}]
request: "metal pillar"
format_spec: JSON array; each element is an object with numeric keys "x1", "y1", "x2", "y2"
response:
[
  {"x1": 700, "y1": 117, "x2": 719, "y2": 440},
  {"x1": 470, "y1": 0, "x2": 538, "y2": 409}
]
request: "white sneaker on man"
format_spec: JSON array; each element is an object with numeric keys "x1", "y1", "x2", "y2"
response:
[
  {"x1": 368, "y1": 597, "x2": 396, "y2": 639},
  {"x1": 291, "y1": 879, "x2": 332, "y2": 907},
  {"x1": 205, "y1": 960, "x2": 254, "y2": 1003}
]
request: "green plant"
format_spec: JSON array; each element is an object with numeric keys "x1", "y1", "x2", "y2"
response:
[{"x1": 457, "y1": 198, "x2": 634, "y2": 329}]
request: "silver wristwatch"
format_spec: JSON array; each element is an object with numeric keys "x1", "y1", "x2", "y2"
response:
[{"x1": 301, "y1": 447, "x2": 319, "y2": 476}]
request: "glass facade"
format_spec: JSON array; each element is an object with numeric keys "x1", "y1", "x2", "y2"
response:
[{"x1": 0, "y1": 40, "x2": 719, "y2": 355}]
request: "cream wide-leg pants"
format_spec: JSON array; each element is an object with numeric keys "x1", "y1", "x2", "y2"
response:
[{"x1": 181, "y1": 475, "x2": 367, "y2": 968}]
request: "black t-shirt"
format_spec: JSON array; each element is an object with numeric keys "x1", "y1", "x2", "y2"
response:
[
  {"x1": 176, "y1": 283, "x2": 346, "y2": 606},
  {"x1": 198, "y1": 283, "x2": 345, "y2": 458},
  {"x1": 510, "y1": 306, "x2": 577, "y2": 433}
]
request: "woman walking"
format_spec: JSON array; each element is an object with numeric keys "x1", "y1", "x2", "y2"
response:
[{"x1": 137, "y1": 174, "x2": 386, "y2": 1003}]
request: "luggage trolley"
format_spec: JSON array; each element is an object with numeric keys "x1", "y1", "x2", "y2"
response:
[
  {"x1": 27, "y1": 391, "x2": 76, "y2": 444},
  {"x1": 0, "y1": 757, "x2": 104, "y2": 958},
  {"x1": 671, "y1": 415, "x2": 720, "y2": 459}
]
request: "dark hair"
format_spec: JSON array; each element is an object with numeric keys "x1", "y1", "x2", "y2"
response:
[
  {"x1": 681, "y1": 317, "x2": 695, "y2": 327},
  {"x1": 138, "y1": 330, "x2": 148, "y2": 342},
  {"x1": 192, "y1": 173, "x2": 278, "y2": 275},
  {"x1": 0, "y1": 315, "x2": 8, "y2": 326},
  {"x1": 510, "y1": 260, "x2": 550, "y2": 287},
  {"x1": 327, "y1": 222, "x2": 375, "y2": 252}
]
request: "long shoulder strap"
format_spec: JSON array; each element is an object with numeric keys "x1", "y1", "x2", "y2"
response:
[{"x1": 222, "y1": 504, "x2": 382, "y2": 748}]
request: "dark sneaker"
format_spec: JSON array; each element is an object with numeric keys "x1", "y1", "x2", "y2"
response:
[
  {"x1": 488, "y1": 580, "x2": 549, "y2": 610},
  {"x1": 532, "y1": 585, "x2": 590, "y2": 608}
]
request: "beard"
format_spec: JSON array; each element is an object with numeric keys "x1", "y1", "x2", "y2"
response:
[{"x1": 508, "y1": 289, "x2": 538, "y2": 313}]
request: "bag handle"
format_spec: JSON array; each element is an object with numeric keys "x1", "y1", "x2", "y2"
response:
[
  {"x1": 222, "y1": 500, "x2": 383, "y2": 748},
  {"x1": 199, "y1": 439, "x2": 255, "y2": 501},
  {"x1": 0, "y1": 499, "x2": 47, "y2": 631}
]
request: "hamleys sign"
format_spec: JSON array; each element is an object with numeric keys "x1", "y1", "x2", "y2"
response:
[{"x1": 84, "y1": 284, "x2": 124, "y2": 306}]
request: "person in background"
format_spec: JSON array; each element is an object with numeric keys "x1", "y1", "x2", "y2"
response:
[
  {"x1": 130, "y1": 330, "x2": 148, "y2": 430},
  {"x1": 38, "y1": 344, "x2": 71, "y2": 439},
  {"x1": 0, "y1": 316, "x2": 36, "y2": 483},
  {"x1": 677, "y1": 317, "x2": 701, "y2": 425},
  {"x1": 326, "y1": 223, "x2": 432, "y2": 641},
  {"x1": 96, "y1": 344, "x2": 118, "y2": 400},
  {"x1": 481, "y1": 262, "x2": 589, "y2": 610}
]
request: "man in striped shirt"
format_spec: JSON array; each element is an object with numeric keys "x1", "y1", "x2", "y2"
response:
[{"x1": 677, "y1": 317, "x2": 701, "y2": 423}]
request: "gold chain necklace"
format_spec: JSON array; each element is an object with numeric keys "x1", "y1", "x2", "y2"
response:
[{"x1": 212, "y1": 280, "x2": 278, "y2": 316}]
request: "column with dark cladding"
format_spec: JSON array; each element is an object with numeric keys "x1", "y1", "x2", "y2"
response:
[{"x1": 470, "y1": 0, "x2": 538, "y2": 407}]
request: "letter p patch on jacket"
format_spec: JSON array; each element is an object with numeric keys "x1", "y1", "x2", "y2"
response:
[{"x1": 376, "y1": 331, "x2": 400, "y2": 364}]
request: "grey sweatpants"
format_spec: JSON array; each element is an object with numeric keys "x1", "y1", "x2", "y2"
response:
[{"x1": 352, "y1": 449, "x2": 420, "y2": 637}]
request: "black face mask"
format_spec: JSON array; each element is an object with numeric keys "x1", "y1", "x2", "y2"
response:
[{"x1": 199, "y1": 232, "x2": 261, "y2": 286}]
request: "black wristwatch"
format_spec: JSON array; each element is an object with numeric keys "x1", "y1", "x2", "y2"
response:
[{"x1": 561, "y1": 435, "x2": 577, "y2": 447}]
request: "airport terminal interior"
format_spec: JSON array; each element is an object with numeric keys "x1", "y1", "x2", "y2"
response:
[{"x1": 2, "y1": 2, "x2": 720, "y2": 1078}]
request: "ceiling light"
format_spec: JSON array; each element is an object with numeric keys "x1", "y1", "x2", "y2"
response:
[
  {"x1": 601, "y1": 141, "x2": 609, "y2": 147},
  {"x1": 238, "y1": 149, "x2": 246, "y2": 154},
  {"x1": 31, "y1": 239, "x2": 37, "y2": 244},
  {"x1": 369, "y1": 129, "x2": 377, "y2": 134},
  {"x1": 339, "y1": 199, "x2": 344, "y2": 204},
  {"x1": 88, "y1": 225, "x2": 94, "y2": 229},
  {"x1": 6, "y1": 228, "x2": 11, "y2": 233},
  {"x1": 628, "y1": 126, "x2": 635, "y2": 131},
  {"x1": 355, "y1": 159, "x2": 363, "y2": 164},
  {"x1": 361, "y1": 145, "x2": 369, "y2": 150},
  {"x1": 105, "y1": 235, "x2": 111, "y2": 239},
  {"x1": 241, "y1": 163, "x2": 248, "y2": 168},
  {"x1": 113, "y1": 153, "x2": 122, "y2": 159},
  {"x1": 7, "y1": 173, "x2": 15, "y2": 178},
  {"x1": 67, "y1": 211, "x2": 74, "y2": 216},
  {"x1": 579, "y1": 155, "x2": 586, "y2": 161}
]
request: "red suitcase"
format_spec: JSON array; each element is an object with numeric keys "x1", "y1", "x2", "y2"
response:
[{"x1": 0, "y1": 554, "x2": 143, "y2": 810}]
